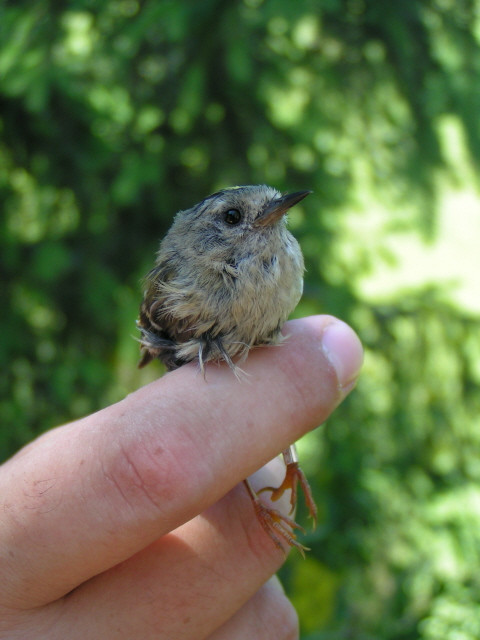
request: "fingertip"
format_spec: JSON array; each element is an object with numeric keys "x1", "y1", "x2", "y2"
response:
[
  {"x1": 285, "y1": 315, "x2": 363, "y2": 394},
  {"x1": 319, "y1": 317, "x2": 364, "y2": 394}
]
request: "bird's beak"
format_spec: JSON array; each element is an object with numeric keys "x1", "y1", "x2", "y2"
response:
[{"x1": 254, "y1": 190, "x2": 312, "y2": 227}]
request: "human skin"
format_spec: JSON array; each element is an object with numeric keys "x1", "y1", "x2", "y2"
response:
[{"x1": 0, "y1": 316, "x2": 363, "y2": 639}]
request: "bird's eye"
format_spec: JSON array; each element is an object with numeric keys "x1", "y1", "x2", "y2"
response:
[{"x1": 223, "y1": 209, "x2": 242, "y2": 225}]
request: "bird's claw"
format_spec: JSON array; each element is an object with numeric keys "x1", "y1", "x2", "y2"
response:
[
  {"x1": 251, "y1": 494, "x2": 309, "y2": 557},
  {"x1": 258, "y1": 461, "x2": 318, "y2": 529}
]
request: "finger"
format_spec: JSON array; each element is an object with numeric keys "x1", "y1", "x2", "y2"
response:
[
  {"x1": 26, "y1": 464, "x2": 297, "y2": 639},
  {"x1": 0, "y1": 316, "x2": 363, "y2": 607},
  {"x1": 207, "y1": 576, "x2": 298, "y2": 640}
]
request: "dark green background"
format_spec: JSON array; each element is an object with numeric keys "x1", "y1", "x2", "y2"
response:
[{"x1": 2, "y1": 1, "x2": 480, "y2": 637}]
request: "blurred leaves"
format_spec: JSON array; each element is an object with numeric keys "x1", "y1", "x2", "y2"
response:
[{"x1": 1, "y1": 0, "x2": 480, "y2": 638}]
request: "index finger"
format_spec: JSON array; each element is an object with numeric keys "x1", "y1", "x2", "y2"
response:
[{"x1": 0, "y1": 316, "x2": 363, "y2": 608}]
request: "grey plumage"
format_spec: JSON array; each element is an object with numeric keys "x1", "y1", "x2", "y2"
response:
[{"x1": 137, "y1": 185, "x2": 309, "y2": 373}]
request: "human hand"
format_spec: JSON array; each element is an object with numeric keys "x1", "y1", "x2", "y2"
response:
[{"x1": 0, "y1": 316, "x2": 363, "y2": 639}]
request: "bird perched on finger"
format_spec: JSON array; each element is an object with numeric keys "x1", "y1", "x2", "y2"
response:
[{"x1": 137, "y1": 184, "x2": 317, "y2": 553}]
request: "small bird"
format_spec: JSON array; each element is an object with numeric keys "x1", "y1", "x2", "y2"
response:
[{"x1": 137, "y1": 184, "x2": 317, "y2": 553}]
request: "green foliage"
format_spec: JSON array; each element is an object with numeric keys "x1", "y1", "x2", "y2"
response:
[{"x1": 1, "y1": 1, "x2": 480, "y2": 637}]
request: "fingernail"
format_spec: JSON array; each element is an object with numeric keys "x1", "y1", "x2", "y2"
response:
[{"x1": 321, "y1": 320, "x2": 364, "y2": 395}]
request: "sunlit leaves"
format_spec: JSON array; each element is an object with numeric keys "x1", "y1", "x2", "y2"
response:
[{"x1": 5, "y1": 169, "x2": 80, "y2": 242}]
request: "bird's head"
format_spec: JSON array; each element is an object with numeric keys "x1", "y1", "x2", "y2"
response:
[{"x1": 171, "y1": 185, "x2": 311, "y2": 255}]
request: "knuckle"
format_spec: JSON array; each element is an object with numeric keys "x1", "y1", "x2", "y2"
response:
[
  {"x1": 257, "y1": 582, "x2": 299, "y2": 640},
  {"x1": 101, "y1": 433, "x2": 183, "y2": 514},
  {"x1": 269, "y1": 596, "x2": 299, "y2": 640}
]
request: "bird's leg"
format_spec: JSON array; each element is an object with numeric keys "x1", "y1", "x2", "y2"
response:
[
  {"x1": 258, "y1": 445, "x2": 318, "y2": 528},
  {"x1": 243, "y1": 478, "x2": 308, "y2": 556}
]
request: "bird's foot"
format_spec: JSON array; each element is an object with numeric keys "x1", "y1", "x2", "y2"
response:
[
  {"x1": 244, "y1": 480, "x2": 308, "y2": 556},
  {"x1": 258, "y1": 461, "x2": 318, "y2": 529}
]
